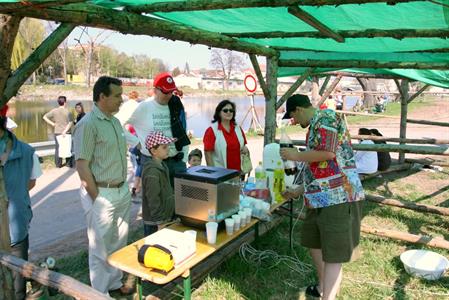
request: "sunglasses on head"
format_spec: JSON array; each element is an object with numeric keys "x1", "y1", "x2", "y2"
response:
[{"x1": 222, "y1": 108, "x2": 234, "y2": 113}]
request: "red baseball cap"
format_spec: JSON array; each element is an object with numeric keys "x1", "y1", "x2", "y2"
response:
[
  {"x1": 153, "y1": 72, "x2": 177, "y2": 94},
  {"x1": 145, "y1": 131, "x2": 177, "y2": 150}
]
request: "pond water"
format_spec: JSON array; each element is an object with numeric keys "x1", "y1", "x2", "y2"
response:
[{"x1": 10, "y1": 95, "x2": 359, "y2": 143}]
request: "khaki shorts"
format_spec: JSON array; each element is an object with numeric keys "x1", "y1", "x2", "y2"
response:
[{"x1": 300, "y1": 201, "x2": 362, "y2": 263}]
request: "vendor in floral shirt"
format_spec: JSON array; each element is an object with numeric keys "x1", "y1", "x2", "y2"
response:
[{"x1": 280, "y1": 94, "x2": 364, "y2": 300}]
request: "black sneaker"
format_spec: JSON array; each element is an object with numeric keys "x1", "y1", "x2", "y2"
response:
[
  {"x1": 305, "y1": 284, "x2": 322, "y2": 298},
  {"x1": 131, "y1": 187, "x2": 137, "y2": 197}
]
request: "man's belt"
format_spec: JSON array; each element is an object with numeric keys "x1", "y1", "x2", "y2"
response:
[{"x1": 96, "y1": 181, "x2": 125, "y2": 188}]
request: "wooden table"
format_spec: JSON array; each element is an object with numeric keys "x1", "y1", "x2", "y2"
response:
[{"x1": 107, "y1": 199, "x2": 293, "y2": 300}]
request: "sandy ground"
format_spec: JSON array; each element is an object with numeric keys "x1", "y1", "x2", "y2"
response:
[{"x1": 28, "y1": 99, "x2": 448, "y2": 262}]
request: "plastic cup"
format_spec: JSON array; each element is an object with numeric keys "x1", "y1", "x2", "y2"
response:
[
  {"x1": 238, "y1": 211, "x2": 247, "y2": 227},
  {"x1": 231, "y1": 214, "x2": 241, "y2": 231},
  {"x1": 205, "y1": 222, "x2": 218, "y2": 244},
  {"x1": 244, "y1": 207, "x2": 252, "y2": 223},
  {"x1": 184, "y1": 230, "x2": 197, "y2": 249},
  {"x1": 224, "y1": 218, "x2": 234, "y2": 235}
]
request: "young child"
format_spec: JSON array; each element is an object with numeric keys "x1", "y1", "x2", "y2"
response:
[
  {"x1": 142, "y1": 131, "x2": 177, "y2": 236},
  {"x1": 188, "y1": 148, "x2": 203, "y2": 168}
]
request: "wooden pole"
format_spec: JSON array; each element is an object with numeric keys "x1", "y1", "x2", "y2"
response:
[
  {"x1": 408, "y1": 84, "x2": 430, "y2": 103},
  {"x1": 276, "y1": 68, "x2": 314, "y2": 109},
  {"x1": 359, "y1": 163, "x2": 412, "y2": 181},
  {"x1": 406, "y1": 119, "x2": 449, "y2": 127},
  {"x1": 287, "y1": 6, "x2": 344, "y2": 43},
  {"x1": 351, "y1": 135, "x2": 449, "y2": 145},
  {"x1": 0, "y1": 0, "x2": 85, "y2": 13},
  {"x1": 361, "y1": 225, "x2": 449, "y2": 250},
  {"x1": 10, "y1": 4, "x2": 278, "y2": 58},
  {"x1": 265, "y1": 55, "x2": 278, "y2": 145},
  {"x1": 125, "y1": 0, "x2": 423, "y2": 14},
  {"x1": 399, "y1": 80, "x2": 409, "y2": 163},
  {"x1": 249, "y1": 54, "x2": 270, "y2": 99},
  {"x1": 0, "y1": 14, "x2": 22, "y2": 300},
  {"x1": 317, "y1": 75, "x2": 342, "y2": 107},
  {"x1": 0, "y1": 251, "x2": 113, "y2": 300},
  {"x1": 1, "y1": 23, "x2": 75, "y2": 106},
  {"x1": 318, "y1": 75, "x2": 331, "y2": 96},
  {"x1": 365, "y1": 194, "x2": 449, "y2": 216}
]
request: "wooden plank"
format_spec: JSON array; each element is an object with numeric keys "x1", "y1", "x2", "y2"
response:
[
  {"x1": 365, "y1": 194, "x2": 449, "y2": 217},
  {"x1": 317, "y1": 74, "x2": 342, "y2": 107},
  {"x1": 351, "y1": 135, "x2": 449, "y2": 145},
  {"x1": 125, "y1": 0, "x2": 423, "y2": 13},
  {"x1": 318, "y1": 75, "x2": 331, "y2": 96},
  {"x1": 408, "y1": 84, "x2": 430, "y2": 103},
  {"x1": 405, "y1": 158, "x2": 449, "y2": 167},
  {"x1": 276, "y1": 68, "x2": 314, "y2": 110},
  {"x1": 1, "y1": 23, "x2": 75, "y2": 106},
  {"x1": 406, "y1": 119, "x2": 449, "y2": 127},
  {"x1": 265, "y1": 55, "x2": 278, "y2": 145},
  {"x1": 9, "y1": 4, "x2": 278, "y2": 58},
  {"x1": 399, "y1": 79, "x2": 409, "y2": 163},
  {"x1": 249, "y1": 54, "x2": 269, "y2": 99},
  {"x1": 359, "y1": 163, "x2": 411, "y2": 181},
  {"x1": 0, "y1": 251, "x2": 112, "y2": 300},
  {"x1": 287, "y1": 6, "x2": 344, "y2": 43},
  {"x1": 0, "y1": 0, "x2": 84, "y2": 13}
]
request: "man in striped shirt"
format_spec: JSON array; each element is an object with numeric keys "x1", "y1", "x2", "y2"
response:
[{"x1": 73, "y1": 76, "x2": 133, "y2": 296}]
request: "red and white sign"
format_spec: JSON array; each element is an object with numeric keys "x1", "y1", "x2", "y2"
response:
[{"x1": 244, "y1": 74, "x2": 257, "y2": 93}]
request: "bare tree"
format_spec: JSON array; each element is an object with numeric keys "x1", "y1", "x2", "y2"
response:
[{"x1": 210, "y1": 49, "x2": 245, "y2": 90}]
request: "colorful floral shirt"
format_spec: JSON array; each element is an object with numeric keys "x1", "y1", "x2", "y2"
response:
[{"x1": 303, "y1": 109, "x2": 364, "y2": 208}]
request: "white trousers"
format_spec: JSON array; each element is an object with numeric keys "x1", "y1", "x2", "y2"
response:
[{"x1": 80, "y1": 184, "x2": 131, "y2": 294}]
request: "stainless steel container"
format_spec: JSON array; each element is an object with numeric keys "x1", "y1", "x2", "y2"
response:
[{"x1": 174, "y1": 166, "x2": 240, "y2": 227}]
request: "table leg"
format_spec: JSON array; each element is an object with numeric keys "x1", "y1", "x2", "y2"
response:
[
  {"x1": 135, "y1": 277, "x2": 142, "y2": 300},
  {"x1": 182, "y1": 270, "x2": 191, "y2": 300}
]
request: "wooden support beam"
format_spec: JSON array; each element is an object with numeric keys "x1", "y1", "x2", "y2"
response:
[
  {"x1": 408, "y1": 84, "x2": 430, "y2": 103},
  {"x1": 366, "y1": 194, "x2": 449, "y2": 217},
  {"x1": 326, "y1": 71, "x2": 406, "y2": 80},
  {"x1": 0, "y1": 23, "x2": 75, "y2": 106},
  {"x1": 359, "y1": 163, "x2": 412, "y2": 181},
  {"x1": 0, "y1": 251, "x2": 113, "y2": 300},
  {"x1": 399, "y1": 79, "x2": 409, "y2": 163},
  {"x1": 249, "y1": 54, "x2": 270, "y2": 99},
  {"x1": 276, "y1": 68, "x2": 314, "y2": 110},
  {"x1": 317, "y1": 75, "x2": 342, "y2": 107},
  {"x1": 407, "y1": 118, "x2": 449, "y2": 127},
  {"x1": 361, "y1": 224, "x2": 449, "y2": 250},
  {"x1": 352, "y1": 135, "x2": 449, "y2": 145},
  {"x1": 279, "y1": 59, "x2": 449, "y2": 70},
  {"x1": 265, "y1": 55, "x2": 278, "y2": 145},
  {"x1": 9, "y1": 4, "x2": 278, "y2": 58},
  {"x1": 226, "y1": 28, "x2": 449, "y2": 39},
  {"x1": 287, "y1": 6, "x2": 345, "y2": 43},
  {"x1": 0, "y1": 0, "x2": 84, "y2": 13},
  {"x1": 318, "y1": 75, "x2": 330, "y2": 96},
  {"x1": 126, "y1": 0, "x2": 423, "y2": 14}
]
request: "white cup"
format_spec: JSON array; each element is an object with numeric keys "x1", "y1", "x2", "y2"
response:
[
  {"x1": 238, "y1": 211, "x2": 247, "y2": 227},
  {"x1": 224, "y1": 218, "x2": 234, "y2": 235},
  {"x1": 205, "y1": 222, "x2": 218, "y2": 244},
  {"x1": 184, "y1": 230, "x2": 197, "y2": 249},
  {"x1": 244, "y1": 207, "x2": 252, "y2": 223},
  {"x1": 232, "y1": 214, "x2": 241, "y2": 231}
]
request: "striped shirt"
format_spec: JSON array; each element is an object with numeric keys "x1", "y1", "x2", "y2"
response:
[{"x1": 73, "y1": 104, "x2": 127, "y2": 184}]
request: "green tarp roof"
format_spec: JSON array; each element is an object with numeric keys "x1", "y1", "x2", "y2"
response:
[{"x1": 3, "y1": 0, "x2": 449, "y2": 87}]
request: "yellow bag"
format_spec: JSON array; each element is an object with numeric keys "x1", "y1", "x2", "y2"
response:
[{"x1": 241, "y1": 152, "x2": 253, "y2": 175}]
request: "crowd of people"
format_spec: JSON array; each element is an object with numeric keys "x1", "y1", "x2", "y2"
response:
[{"x1": 4, "y1": 73, "x2": 378, "y2": 300}]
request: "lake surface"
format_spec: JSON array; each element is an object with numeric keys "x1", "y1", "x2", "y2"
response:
[{"x1": 10, "y1": 95, "x2": 359, "y2": 143}]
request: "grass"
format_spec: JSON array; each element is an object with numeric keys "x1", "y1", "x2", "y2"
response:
[{"x1": 40, "y1": 167, "x2": 449, "y2": 299}]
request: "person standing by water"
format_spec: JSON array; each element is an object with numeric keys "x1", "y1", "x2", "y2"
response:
[
  {"x1": 73, "y1": 76, "x2": 134, "y2": 296},
  {"x1": 280, "y1": 94, "x2": 364, "y2": 300},
  {"x1": 43, "y1": 95, "x2": 74, "y2": 167},
  {"x1": 74, "y1": 102, "x2": 86, "y2": 124},
  {"x1": 1, "y1": 104, "x2": 42, "y2": 300},
  {"x1": 203, "y1": 100, "x2": 249, "y2": 174}
]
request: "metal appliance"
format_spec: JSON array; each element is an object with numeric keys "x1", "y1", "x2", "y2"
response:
[{"x1": 174, "y1": 166, "x2": 240, "y2": 227}]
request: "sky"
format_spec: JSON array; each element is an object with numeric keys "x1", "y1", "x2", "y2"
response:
[{"x1": 66, "y1": 27, "x2": 224, "y2": 70}]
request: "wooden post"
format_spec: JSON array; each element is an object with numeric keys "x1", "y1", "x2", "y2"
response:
[
  {"x1": 318, "y1": 75, "x2": 330, "y2": 96},
  {"x1": 408, "y1": 84, "x2": 429, "y2": 103},
  {"x1": 265, "y1": 55, "x2": 278, "y2": 145},
  {"x1": 276, "y1": 68, "x2": 313, "y2": 109},
  {"x1": 317, "y1": 75, "x2": 342, "y2": 107},
  {"x1": 399, "y1": 79, "x2": 409, "y2": 163},
  {"x1": 248, "y1": 54, "x2": 269, "y2": 99},
  {"x1": 0, "y1": 14, "x2": 21, "y2": 300}
]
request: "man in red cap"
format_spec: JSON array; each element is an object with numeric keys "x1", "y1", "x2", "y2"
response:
[{"x1": 122, "y1": 72, "x2": 190, "y2": 187}]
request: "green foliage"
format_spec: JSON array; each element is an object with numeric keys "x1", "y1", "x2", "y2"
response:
[{"x1": 11, "y1": 18, "x2": 46, "y2": 70}]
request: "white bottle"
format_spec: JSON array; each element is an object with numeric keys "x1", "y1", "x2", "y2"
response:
[
  {"x1": 279, "y1": 127, "x2": 298, "y2": 176},
  {"x1": 255, "y1": 161, "x2": 267, "y2": 189}
]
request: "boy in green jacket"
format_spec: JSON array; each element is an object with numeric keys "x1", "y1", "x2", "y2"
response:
[{"x1": 142, "y1": 131, "x2": 177, "y2": 236}]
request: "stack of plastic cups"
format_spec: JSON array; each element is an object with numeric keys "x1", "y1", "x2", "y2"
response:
[
  {"x1": 244, "y1": 207, "x2": 252, "y2": 224},
  {"x1": 232, "y1": 214, "x2": 241, "y2": 231},
  {"x1": 238, "y1": 211, "x2": 247, "y2": 227},
  {"x1": 225, "y1": 218, "x2": 234, "y2": 235}
]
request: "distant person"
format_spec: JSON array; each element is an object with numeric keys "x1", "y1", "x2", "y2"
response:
[
  {"x1": 73, "y1": 76, "x2": 133, "y2": 296},
  {"x1": 370, "y1": 128, "x2": 392, "y2": 171},
  {"x1": 335, "y1": 89, "x2": 344, "y2": 110},
  {"x1": 43, "y1": 96, "x2": 74, "y2": 168},
  {"x1": 142, "y1": 131, "x2": 176, "y2": 236},
  {"x1": 1, "y1": 105, "x2": 42, "y2": 300},
  {"x1": 203, "y1": 100, "x2": 249, "y2": 174},
  {"x1": 124, "y1": 73, "x2": 190, "y2": 187},
  {"x1": 354, "y1": 128, "x2": 378, "y2": 174},
  {"x1": 323, "y1": 95, "x2": 336, "y2": 110},
  {"x1": 188, "y1": 148, "x2": 202, "y2": 168},
  {"x1": 74, "y1": 102, "x2": 86, "y2": 124}
]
